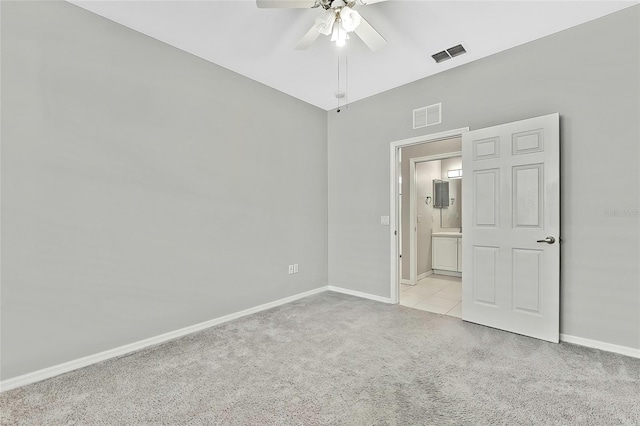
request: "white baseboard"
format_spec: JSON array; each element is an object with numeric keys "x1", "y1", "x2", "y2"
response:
[
  {"x1": 400, "y1": 279, "x2": 414, "y2": 286},
  {"x1": 328, "y1": 285, "x2": 392, "y2": 304},
  {"x1": 417, "y1": 271, "x2": 433, "y2": 281},
  {"x1": 0, "y1": 286, "x2": 328, "y2": 393},
  {"x1": 560, "y1": 334, "x2": 640, "y2": 359},
  {"x1": 9, "y1": 287, "x2": 635, "y2": 393},
  {"x1": 432, "y1": 270, "x2": 462, "y2": 277}
]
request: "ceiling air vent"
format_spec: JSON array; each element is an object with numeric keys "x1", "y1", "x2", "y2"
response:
[
  {"x1": 447, "y1": 44, "x2": 466, "y2": 58},
  {"x1": 431, "y1": 43, "x2": 467, "y2": 63},
  {"x1": 413, "y1": 103, "x2": 442, "y2": 129},
  {"x1": 431, "y1": 50, "x2": 450, "y2": 63}
]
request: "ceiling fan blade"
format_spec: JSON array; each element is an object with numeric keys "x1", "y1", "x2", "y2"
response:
[
  {"x1": 256, "y1": 0, "x2": 318, "y2": 8},
  {"x1": 355, "y1": 0, "x2": 387, "y2": 5},
  {"x1": 295, "y1": 25, "x2": 321, "y2": 50},
  {"x1": 353, "y1": 16, "x2": 386, "y2": 51}
]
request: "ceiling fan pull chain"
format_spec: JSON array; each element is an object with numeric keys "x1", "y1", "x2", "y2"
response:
[
  {"x1": 337, "y1": 54, "x2": 342, "y2": 111},
  {"x1": 345, "y1": 48, "x2": 349, "y2": 109}
]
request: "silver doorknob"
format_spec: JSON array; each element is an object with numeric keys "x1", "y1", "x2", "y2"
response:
[{"x1": 536, "y1": 236, "x2": 556, "y2": 244}]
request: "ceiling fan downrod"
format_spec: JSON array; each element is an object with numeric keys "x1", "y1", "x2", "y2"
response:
[{"x1": 316, "y1": 0, "x2": 359, "y2": 10}]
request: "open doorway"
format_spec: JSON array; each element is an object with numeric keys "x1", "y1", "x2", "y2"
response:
[
  {"x1": 389, "y1": 128, "x2": 469, "y2": 306},
  {"x1": 391, "y1": 114, "x2": 560, "y2": 342},
  {"x1": 398, "y1": 144, "x2": 463, "y2": 316}
]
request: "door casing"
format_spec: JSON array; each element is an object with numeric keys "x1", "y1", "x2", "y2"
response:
[{"x1": 389, "y1": 128, "x2": 469, "y2": 304}]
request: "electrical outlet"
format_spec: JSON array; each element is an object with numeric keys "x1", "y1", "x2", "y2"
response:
[
  {"x1": 293, "y1": 264, "x2": 299, "y2": 273},
  {"x1": 288, "y1": 265, "x2": 294, "y2": 274}
]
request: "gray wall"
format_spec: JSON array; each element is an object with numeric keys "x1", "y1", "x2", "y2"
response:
[
  {"x1": 1, "y1": 1, "x2": 328, "y2": 380},
  {"x1": 328, "y1": 6, "x2": 640, "y2": 349},
  {"x1": 415, "y1": 161, "x2": 438, "y2": 276}
]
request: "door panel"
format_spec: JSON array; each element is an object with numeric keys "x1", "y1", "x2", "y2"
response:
[
  {"x1": 512, "y1": 248, "x2": 543, "y2": 313},
  {"x1": 512, "y1": 129, "x2": 544, "y2": 154},
  {"x1": 473, "y1": 137, "x2": 500, "y2": 160},
  {"x1": 472, "y1": 246, "x2": 498, "y2": 305},
  {"x1": 462, "y1": 113, "x2": 560, "y2": 343},
  {"x1": 474, "y1": 169, "x2": 499, "y2": 227},
  {"x1": 513, "y1": 164, "x2": 543, "y2": 228}
]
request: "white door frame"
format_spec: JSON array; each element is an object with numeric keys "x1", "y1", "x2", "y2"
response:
[
  {"x1": 389, "y1": 127, "x2": 469, "y2": 304},
  {"x1": 408, "y1": 152, "x2": 462, "y2": 285}
]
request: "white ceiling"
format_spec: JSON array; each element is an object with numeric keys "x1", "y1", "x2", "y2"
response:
[{"x1": 69, "y1": 0, "x2": 638, "y2": 110}]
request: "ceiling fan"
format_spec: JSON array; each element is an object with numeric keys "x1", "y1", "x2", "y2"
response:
[{"x1": 256, "y1": 0, "x2": 387, "y2": 51}]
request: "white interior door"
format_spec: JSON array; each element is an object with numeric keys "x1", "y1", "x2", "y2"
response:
[{"x1": 461, "y1": 113, "x2": 560, "y2": 343}]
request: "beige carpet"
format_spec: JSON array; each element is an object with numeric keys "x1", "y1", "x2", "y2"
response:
[{"x1": 2, "y1": 292, "x2": 639, "y2": 425}]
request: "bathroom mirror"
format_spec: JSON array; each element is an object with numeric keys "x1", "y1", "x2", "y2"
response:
[
  {"x1": 433, "y1": 180, "x2": 449, "y2": 208},
  {"x1": 439, "y1": 178, "x2": 462, "y2": 229}
]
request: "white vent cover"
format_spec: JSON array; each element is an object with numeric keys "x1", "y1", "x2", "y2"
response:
[{"x1": 413, "y1": 103, "x2": 442, "y2": 129}]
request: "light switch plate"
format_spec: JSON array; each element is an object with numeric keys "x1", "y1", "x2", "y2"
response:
[
  {"x1": 380, "y1": 216, "x2": 390, "y2": 226},
  {"x1": 293, "y1": 264, "x2": 299, "y2": 273}
]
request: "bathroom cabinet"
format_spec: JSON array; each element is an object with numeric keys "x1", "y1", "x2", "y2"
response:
[{"x1": 432, "y1": 235, "x2": 462, "y2": 273}]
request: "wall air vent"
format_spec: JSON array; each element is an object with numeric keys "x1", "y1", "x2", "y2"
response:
[
  {"x1": 431, "y1": 43, "x2": 467, "y2": 63},
  {"x1": 413, "y1": 103, "x2": 442, "y2": 129}
]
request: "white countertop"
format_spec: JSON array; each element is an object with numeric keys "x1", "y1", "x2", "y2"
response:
[{"x1": 432, "y1": 232, "x2": 462, "y2": 237}]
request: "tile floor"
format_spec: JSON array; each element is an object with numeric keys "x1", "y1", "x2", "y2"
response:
[{"x1": 400, "y1": 274, "x2": 462, "y2": 317}]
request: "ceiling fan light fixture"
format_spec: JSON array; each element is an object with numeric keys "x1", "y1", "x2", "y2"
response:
[
  {"x1": 272, "y1": 0, "x2": 387, "y2": 51},
  {"x1": 330, "y1": 19, "x2": 349, "y2": 47},
  {"x1": 340, "y1": 6, "x2": 361, "y2": 32}
]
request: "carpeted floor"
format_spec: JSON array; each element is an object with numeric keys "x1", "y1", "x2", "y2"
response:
[{"x1": 1, "y1": 292, "x2": 639, "y2": 425}]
